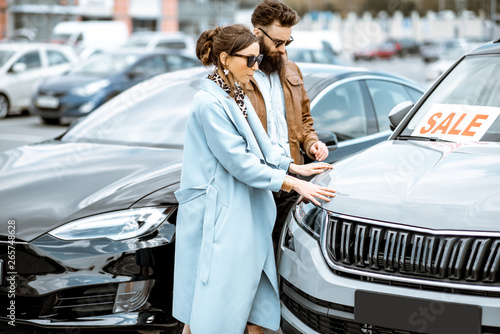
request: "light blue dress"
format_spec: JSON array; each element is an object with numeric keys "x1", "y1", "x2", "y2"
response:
[{"x1": 173, "y1": 77, "x2": 292, "y2": 333}]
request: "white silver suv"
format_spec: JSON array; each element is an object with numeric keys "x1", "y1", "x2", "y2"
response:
[{"x1": 278, "y1": 40, "x2": 500, "y2": 334}]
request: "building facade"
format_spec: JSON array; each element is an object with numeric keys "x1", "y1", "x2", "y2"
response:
[{"x1": 0, "y1": 0, "x2": 239, "y2": 41}]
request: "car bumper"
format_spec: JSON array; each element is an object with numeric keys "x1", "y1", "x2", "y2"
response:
[
  {"x1": 0, "y1": 223, "x2": 176, "y2": 329},
  {"x1": 278, "y1": 210, "x2": 500, "y2": 334},
  {"x1": 31, "y1": 91, "x2": 107, "y2": 120}
]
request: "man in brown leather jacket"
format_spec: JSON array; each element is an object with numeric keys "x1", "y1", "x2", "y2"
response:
[{"x1": 246, "y1": 0, "x2": 329, "y2": 248}]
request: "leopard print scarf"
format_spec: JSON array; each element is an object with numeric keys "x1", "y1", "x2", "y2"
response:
[{"x1": 208, "y1": 71, "x2": 248, "y2": 118}]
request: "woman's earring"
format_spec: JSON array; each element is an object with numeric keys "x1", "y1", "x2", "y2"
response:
[{"x1": 223, "y1": 68, "x2": 229, "y2": 75}]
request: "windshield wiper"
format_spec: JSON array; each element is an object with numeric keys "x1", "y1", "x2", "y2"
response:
[{"x1": 397, "y1": 135, "x2": 452, "y2": 142}]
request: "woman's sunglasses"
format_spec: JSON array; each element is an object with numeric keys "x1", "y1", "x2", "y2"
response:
[
  {"x1": 258, "y1": 28, "x2": 294, "y2": 48},
  {"x1": 230, "y1": 54, "x2": 264, "y2": 68}
]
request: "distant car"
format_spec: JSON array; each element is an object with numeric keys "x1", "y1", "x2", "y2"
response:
[
  {"x1": 123, "y1": 31, "x2": 196, "y2": 55},
  {"x1": 287, "y1": 44, "x2": 345, "y2": 65},
  {"x1": 32, "y1": 48, "x2": 200, "y2": 124},
  {"x1": 387, "y1": 37, "x2": 421, "y2": 56},
  {"x1": 278, "y1": 41, "x2": 500, "y2": 334},
  {"x1": 353, "y1": 41, "x2": 398, "y2": 61},
  {"x1": 0, "y1": 43, "x2": 77, "y2": 118},
  {"x1": 425, "y1": 46, "x2": 468, "y2": 81},
  {"x1": 0, "y1": 63, "x2": 423, "y2": 331},
  {"x1": 420, "y1": 37, "x2": 469, "y2": 63}
]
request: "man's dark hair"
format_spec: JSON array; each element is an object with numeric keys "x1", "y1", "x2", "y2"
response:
[{"x1": 251, "y1": 0, "x2": 299, "y2": 28}]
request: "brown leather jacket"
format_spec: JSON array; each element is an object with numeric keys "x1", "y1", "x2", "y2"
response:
[{"x1": 245, "y1": 61, "x2": 319, "y2": 165}]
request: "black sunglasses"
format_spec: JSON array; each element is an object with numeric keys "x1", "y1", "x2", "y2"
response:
[
  {"x1": 230, "y1": 53, "x2": 264, "y2": 68},
  {"x1": 258, "y1": 28, "x2": 294, "y2": 47}
]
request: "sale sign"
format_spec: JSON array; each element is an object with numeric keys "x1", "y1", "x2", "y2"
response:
[{"x1": 411, "y1": 104, "x2": 500, "y2": 143}]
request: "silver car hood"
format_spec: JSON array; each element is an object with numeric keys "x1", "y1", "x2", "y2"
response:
[{"x1": 316, "y1": 140, "x2": 500, "y2": 232}]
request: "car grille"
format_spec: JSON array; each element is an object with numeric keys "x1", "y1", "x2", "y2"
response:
[
  {"x1": 281, "y1": 279, "x2": 418, "y2": 334},
  {"x1": 0, "y1": 284, "x2": 117, "y2": 319},
  {"x1": 281, "y1": 279, "x2": 500, "y2": 334},
  {"x1": 322, "y1": 213, "x2": 500, "y2": 292},
  {"x1": 38, "y1": 90, "x2": 67, "y2": 98}
]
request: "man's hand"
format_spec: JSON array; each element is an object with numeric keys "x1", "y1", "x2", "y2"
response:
[{"x1": 309, "y1": 141, "x2": 329, "y2": 161}]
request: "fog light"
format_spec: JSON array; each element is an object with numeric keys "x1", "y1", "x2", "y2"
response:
[
  {"x1": 283, "y1": 224, "x2": 295, "y2": 251},
  {"x1": 79, "y1": 100, "x2": 96, "y2": 114},
  {"x1": 114, "y1": 280, "x2": 154, "y2": 313}
]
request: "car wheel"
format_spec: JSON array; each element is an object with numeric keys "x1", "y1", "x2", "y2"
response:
[
  {"x1": 0, "y1": 94, "x2": 9, "y2": 119},
  {"x1": 41, "y1": 117, "x2": 60, "y2": 125}
]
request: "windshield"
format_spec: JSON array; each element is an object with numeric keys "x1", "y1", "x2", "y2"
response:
[
  {"x1": 401, "y1": 54, "x2": 500, "y2": 143},
  {"x1": 51, "y1": 33, "x2": 73, "y2": 43},
  {"x1": 0, "y1": 51, "x2": 14, "y2": 67},
  {"x1": 71, "y1": 53, "x2": 140, "y2": 76},
  {"x1": 61, "y1": 68, "x2": 205, "y2": 147},
  {"x1": 124, "y1": 39, "x2": 149, "y2": 48}
]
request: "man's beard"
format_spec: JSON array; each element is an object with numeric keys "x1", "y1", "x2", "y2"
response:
[{"x1": 258, "y1": 38, "x2": 285, "y2": 76}]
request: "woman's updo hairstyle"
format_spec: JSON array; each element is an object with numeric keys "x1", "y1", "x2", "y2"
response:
[{"x1": 196, "y1": 24, "x2": 258, "y2": 72}]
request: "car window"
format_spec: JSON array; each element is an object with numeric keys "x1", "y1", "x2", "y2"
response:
[
  {"x1": 311, "y1": 80, "x2": 367, "y2": 141},
  {"x1": 401, "y1": 55, "x2": 500, "y2": 142},
  {"x1": 156, "y1": 41, "x2": 186, "y2": 50},
  {"x1": 366, "y1": 80, "x2": 415, "y2": 131},
  {"x1": 406, "y1": 86, "x2": 423, "y2": 102},
  {"x1": 132, "y1": 55, "x2": 168, "y2": 76},
  {"x1": 61, "y1": 70, "x2": 203, "y2": 148},
  {"x1": 71, "y1": 53, "x2": 139, "y2": 75},
  {"x1": 166, "y1": 55, "x2": 198, "y2": 72},
  {"x1": 47, "y1": 50, "x2": 70, "y2": 66},
  {"x1": 0, "y1": 51, "x2": 14, "y2": 67},
  {"x1": 287, "y1": 49, "x2": 312, "y2": 63},
  {"x1": 15, "y1": 51, "x2": 42, "y2": 69}
]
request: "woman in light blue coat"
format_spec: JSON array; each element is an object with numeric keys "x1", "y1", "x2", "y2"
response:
[{"x1": 173, "y1": 25, "x2": 335, "y2": 334}]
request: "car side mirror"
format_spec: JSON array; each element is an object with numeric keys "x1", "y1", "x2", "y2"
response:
[
  {"x1": 316, "y1": 130, "x2": 338, "y2": 151},
  {"x1": 389, "y1": 101, "x2": 414, "y2": 130},
  {"x1": 10, "y1": 62, "x2": 27, "y2": 73}
]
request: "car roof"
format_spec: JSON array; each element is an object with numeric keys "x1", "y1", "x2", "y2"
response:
[
  {"x1": 297, "y1": 62, "x2": 417, "y2": 92},
  {"x1": 110, "y1": 47, "x2": 197, "y2": 58},
  {"x1": 0, "y1": 42, "x2": 71, "y2": 51},
  {"x1": 467, "y1": 40, "x2": 500, "y2": 55}
]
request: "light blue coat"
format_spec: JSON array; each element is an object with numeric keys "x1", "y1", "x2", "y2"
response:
[{"x1": 173, "y1": 77, "x2": 293, "y2": 333}]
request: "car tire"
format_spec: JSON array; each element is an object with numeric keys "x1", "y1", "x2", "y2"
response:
[
  {"x1": 0, "y1": 94, "x2": 9, "y2": 119},
  {"x1": 41, "y1": 117, "x2": 60, "y2": 125}
]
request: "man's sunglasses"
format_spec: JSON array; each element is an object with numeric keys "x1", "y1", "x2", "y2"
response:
[
  {"x1": 258, "y1": 28, "x2": 294, "y2": 47},
  {"x1": 230, "y1": 54, "x2": 264, "y2": 68}
]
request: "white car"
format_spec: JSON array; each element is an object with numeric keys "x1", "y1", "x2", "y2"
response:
[{"x1": 0, "y1": 43, "x2": 77, "y2": 118}]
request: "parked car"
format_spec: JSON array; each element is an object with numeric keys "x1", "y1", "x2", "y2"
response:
[
  {"x1": 50, "y1": 20, "x2": 129, "y2": 54},
  {"x1": 0, "y1": 43, "x2": 77, "y2": 118},
  {"x1": 31, "y1": 48, "x2": 200, "y2": 124},
  {"x1": 419, "y1": 37, "x2": 469, "y2": 63},
  {"x1": 387, "y1": 37, "x2": 421, "y2": 57},
  {"x1": 353, "y1": 41, "x2": 398, "y2": 61},
  {"x1": 123, "y1": 31, "x2": 196, "y2": 55},
  {"x1": 0, "y1": 63, "x2": 423, "y2": 331},
  {"x1": 287, "y1": 42, "x2": 345, "y2": 66},
  {"x1": 425, "y1": 46, "x2": 468, "y2": 81},
  {"x1": 278, "y1": 41, "x2": 500, "y2": 334}
]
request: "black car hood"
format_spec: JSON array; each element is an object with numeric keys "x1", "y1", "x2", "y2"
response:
[
  {"x1": 40, "y1": 74, "x2": 109, "y2": 91},
  {"x1": 0, "y1": 141, "x2": 182, "y2": 241},
  {"x1": 316, "y1": 140, "x2": 500, "y2": 232}
]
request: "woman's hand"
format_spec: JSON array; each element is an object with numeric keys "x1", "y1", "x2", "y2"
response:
[
  {"x1": 291, "y1": 178, "x2": 336, "y2": 206},
  {"x1": 289, "y1": 162, "x2": 333, "y2": 177}
]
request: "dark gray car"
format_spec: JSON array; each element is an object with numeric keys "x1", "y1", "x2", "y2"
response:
[
  {"x1": 0, "y1": 63, "x2": 422, "y2": 331},
  {"x1": 278, "y1": 40, "x2": 500, "y2": 334}
]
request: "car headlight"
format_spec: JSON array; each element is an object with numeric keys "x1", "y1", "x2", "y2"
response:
[
  {"x1": 48, "y1": 207, "x2": 174, "y2": 241},
  {"x1": 72, "y1": 79, "x2": 110, "y2": 97},
  {"x1": 294, "y1": 199, "x2": 326, "y2": 240}
]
